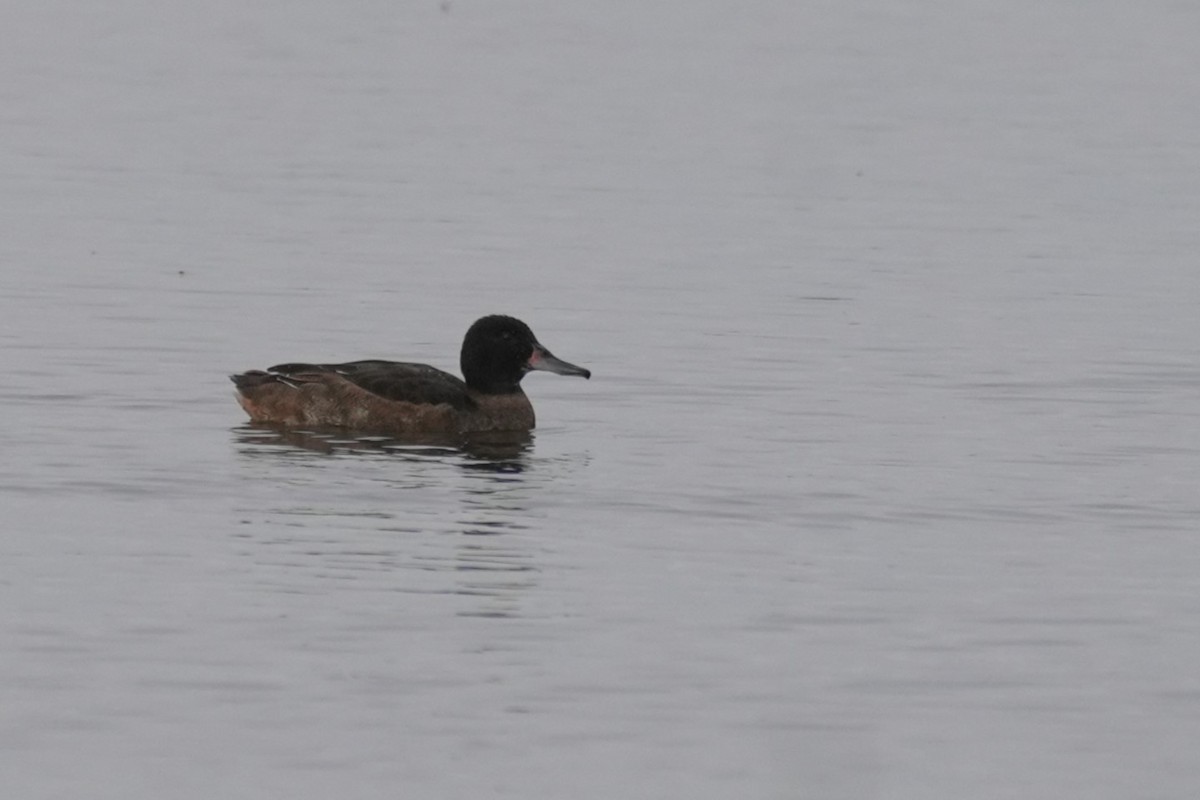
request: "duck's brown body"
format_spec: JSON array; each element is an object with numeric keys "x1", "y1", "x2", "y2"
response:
[
  {"x1": 230, "y1": 316, "x2": 589, "y2": 438},
  {"x1": 233, "y1": 370, "x2": 535, "y2": 435}
]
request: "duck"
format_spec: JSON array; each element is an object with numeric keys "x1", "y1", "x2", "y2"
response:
[{"x1": 231, "y1": 315, "x2": 590, "y2": 436}]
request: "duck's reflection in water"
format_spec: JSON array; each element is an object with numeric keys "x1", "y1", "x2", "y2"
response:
[
  {"x1": 234, "y1": 423, "x2": 533, "y2": 465},
  {"x1": 232, "y1": 424, "x2": 551, "y2": 618}
]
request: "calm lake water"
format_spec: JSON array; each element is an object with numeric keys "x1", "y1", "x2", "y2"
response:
[{"x1": 4, "y1": 1, "x2": 1200, "y2": 797}]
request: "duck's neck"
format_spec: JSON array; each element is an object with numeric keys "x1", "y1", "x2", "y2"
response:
[
  {"x1": 464, "y1": 374, "x2": 525, "y2": 395},
  {"x1": 466, "y1": 388, "x2": 535, "y2": 430}
]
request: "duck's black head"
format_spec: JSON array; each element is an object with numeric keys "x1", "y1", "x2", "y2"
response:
[{"x1": 460, "y1": 315, "x2": 591, "y2": 394}]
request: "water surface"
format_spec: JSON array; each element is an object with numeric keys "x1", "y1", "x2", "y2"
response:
[{"x1": 3, "y1": 2, "x2": 1200, "y2": 798}]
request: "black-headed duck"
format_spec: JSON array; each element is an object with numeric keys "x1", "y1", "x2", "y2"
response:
[{"x1": 231, "y1": 315, "x2": 590, "y2": 436}]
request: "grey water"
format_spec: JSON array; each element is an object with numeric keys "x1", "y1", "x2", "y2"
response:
[{"x1": 3, "y1": 1, "x2": 1200, "y2": 797}]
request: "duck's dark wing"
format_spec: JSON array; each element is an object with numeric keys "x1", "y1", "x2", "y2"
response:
[{"x1": 267, "y1": 360, "x2": 475, "y2": 410}]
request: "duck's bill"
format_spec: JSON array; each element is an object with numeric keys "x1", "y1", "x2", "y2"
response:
[{"x1": 527, "y1": 344, "x2": 591, "y2": 379}]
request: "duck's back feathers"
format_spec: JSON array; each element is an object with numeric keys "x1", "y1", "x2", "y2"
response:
[{"x1": 263, "y1": 361, "x2": 476, "y2": 410}]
